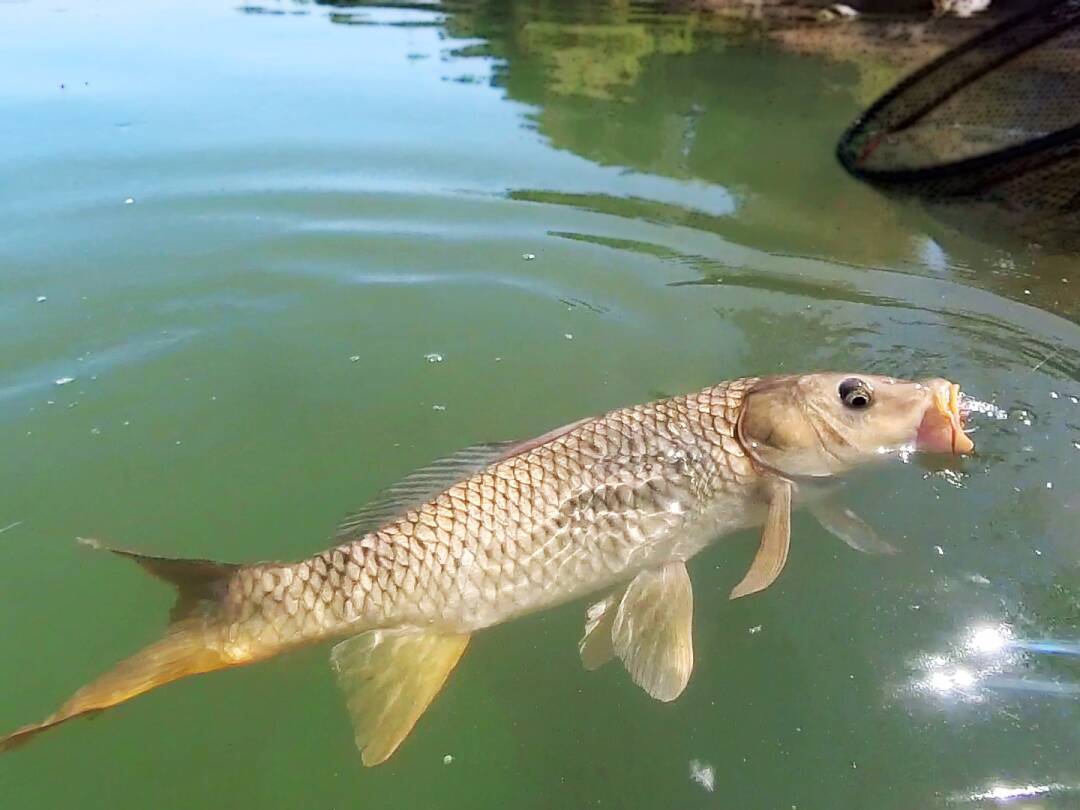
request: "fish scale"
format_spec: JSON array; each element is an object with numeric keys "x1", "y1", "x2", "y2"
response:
[{"x1": 220, "y1": 377, "x2": 760, "y2": 661}]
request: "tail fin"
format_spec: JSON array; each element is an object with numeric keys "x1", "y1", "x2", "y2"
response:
[{"x1": 0, "y1": 539, "x2": 241, "y2": 753}]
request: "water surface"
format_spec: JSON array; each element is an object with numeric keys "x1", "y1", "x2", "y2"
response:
[{"x1": 1, "y1": 1, "x2": 1078, "y2": 808}]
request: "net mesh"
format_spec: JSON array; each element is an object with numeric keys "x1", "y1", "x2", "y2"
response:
[{"x1": 836, "y1": 0, "x2": 1080, "y2": 247}]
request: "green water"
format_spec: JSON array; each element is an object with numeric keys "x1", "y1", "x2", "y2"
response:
[{"x1": 1, "y1": 0, "x2": 1078, "y2": 807}]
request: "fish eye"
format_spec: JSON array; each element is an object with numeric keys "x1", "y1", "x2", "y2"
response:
[{"x1": 838, "y1": 378, "x2": 872, "y2": 410}]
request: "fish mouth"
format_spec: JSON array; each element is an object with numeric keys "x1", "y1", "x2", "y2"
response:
[{"x1": 916, "y1": 381, "x2": 974, "y2": 455}]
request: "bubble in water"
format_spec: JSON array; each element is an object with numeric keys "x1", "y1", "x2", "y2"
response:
[
  {"x1": 54, "y1": 376, "x2": 75, "y2": 386},
  {"x1": 957, "y1": 394, "x2": 1008, "y2": 420},
  {"x1": 424, "y1": 353, "x2": 444, "y2": 363},
  {"x1": 35, "y1": 295, "x2": 47, "y2": 303}
]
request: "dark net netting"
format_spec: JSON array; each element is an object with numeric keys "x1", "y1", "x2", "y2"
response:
[{"x1": 837, "y1": 0, "x2": 1080, "y2": 250}]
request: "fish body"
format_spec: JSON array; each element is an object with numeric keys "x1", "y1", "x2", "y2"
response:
[
  {"x1": 0, "y1": 372, "x2": 973, "y2": 764},
  {"x1": 225, "y1": 377, "x2": 762, "y2": 658}
]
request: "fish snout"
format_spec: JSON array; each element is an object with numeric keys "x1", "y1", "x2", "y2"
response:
[{"x1": 915, "y1": 379, "x2": 974, "y2": 455}]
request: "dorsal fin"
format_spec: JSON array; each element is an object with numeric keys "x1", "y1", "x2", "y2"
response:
[
  {"x1": 334, "y1": 417, "x2": 593, "y2": 540},
  {"x1": 334, "y1": 442, "x2": 517, "y2": 540}
]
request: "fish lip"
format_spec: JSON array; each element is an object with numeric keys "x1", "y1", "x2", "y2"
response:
[{"x1": 916, "y1": 381, "x2": 975, "y2": 455}]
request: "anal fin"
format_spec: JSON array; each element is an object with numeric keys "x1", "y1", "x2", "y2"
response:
[{"x1": 330, "y1": 629, "x2": 469, "y2": 766}]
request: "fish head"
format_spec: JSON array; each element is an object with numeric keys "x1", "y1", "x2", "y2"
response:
[{"x1": 737, "y1": 372, "x2": 974, "y2": 478}]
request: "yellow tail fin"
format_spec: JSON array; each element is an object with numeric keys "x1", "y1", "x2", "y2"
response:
[{"x1": 0, "y1": 540, "x2": 241, "y2": 753}]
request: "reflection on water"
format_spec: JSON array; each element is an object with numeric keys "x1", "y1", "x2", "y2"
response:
[
  {"x1": 311, "y1": 0, "x2": 1076, "y2": 319},
  {"x1": 951, "y1": 781, "x2": 1080, "y2": 807}
]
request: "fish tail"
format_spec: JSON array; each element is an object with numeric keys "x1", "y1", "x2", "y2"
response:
[{"x1": 0, "y1": 539, "x2": 242, "y2": 753}]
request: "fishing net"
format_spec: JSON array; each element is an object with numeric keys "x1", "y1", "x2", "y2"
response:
[{"x1": 836, "y1": 0, "x2": 1080, "y2": 250}]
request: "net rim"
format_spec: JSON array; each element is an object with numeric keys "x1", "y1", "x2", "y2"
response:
[{"x1": 836, "y1": 0, "x2": 1080, "y2": 189}]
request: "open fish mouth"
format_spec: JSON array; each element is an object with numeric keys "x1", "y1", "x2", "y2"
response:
[{"x1": 916, "y1": 381, "x2": 975, "y2": 455}]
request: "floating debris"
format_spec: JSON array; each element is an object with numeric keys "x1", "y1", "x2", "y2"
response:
[
  {"x1": 934, "y1": 545, "x2": 945, "y2": 556},
  {"x1": 749, "y1": 625, "x2": 762, "y2": 634},
  {"x1": 349, "y1": 355, "x2": 361, "y2": 363},
  {"x1": 689, "y1": 759, "x2": 715, "y2": 793},
  {"x1": 35, "y1": 295, "x2": 47, "y2": 303},
  {"x1": 54, "y1": 376, "x2": 75, "y2": 386},
  {"x1": 521, "y1": 253, "x2": 536, "y2": 261},
  {"x1": 564, "y1": 333, "x2": 573, "y2": 340},
  {"x1": 0, "y1": 521, "x2": 23, "y2": 536},
  {"x1": 91, "y1": 427, "x2": 101, "y2": 436},
  {"x1": 432, "y1": 404, "x2": 446, "y2": 411},
  {"x1": 424, "y1": 353, "x2": 444, "y2": 363}
]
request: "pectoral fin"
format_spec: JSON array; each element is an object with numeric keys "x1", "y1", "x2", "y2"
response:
[
  {"x1": 579, "y1": 593, "x2": 618, "y2": 671},
  {"x1": 610, "y1": 561, "x2": 694, "y2": 702},
  {"x1": 808, "y1": 501, "x2": 897, "y2": 555},
  {"x1": 330, "y1": 629, "x2": 469, "y2": 766},
  {"x1": 730, "y1": 481, "x2": 792, "y2": 600}
]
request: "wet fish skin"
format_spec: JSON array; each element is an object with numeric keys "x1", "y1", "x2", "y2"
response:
[
  {"x1": 221, "y1": 377, "x2": 764, "y2": 660},
  {"x1": 0, "y1": 371, "x2": 974, "y2": 763}
]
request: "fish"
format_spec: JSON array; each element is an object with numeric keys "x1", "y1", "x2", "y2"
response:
[{"x1": 0, "y1": 372, "x2": 973, "y2": 764}]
